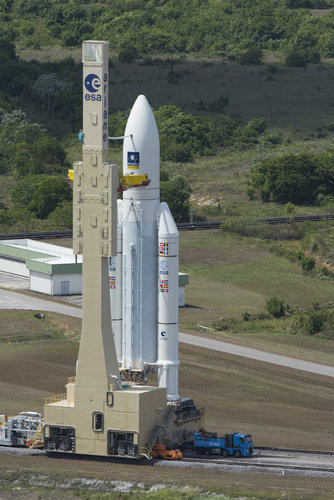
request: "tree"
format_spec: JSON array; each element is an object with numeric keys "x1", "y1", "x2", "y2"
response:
[
  {"x1": 285, "y1": 202, "x2": 295, "y2": 218},
  {"x1": 48, "y1": 200, "x2": 72, "y2": 228},
  {"x1": 160, "y1": 174, "x2": 192, "y2": 222},
  {"x1": 155, "y1": 105, "x2": 212, "y2": 161},
  {"x1": 12, "y1": 175, "x2": 72, "y2": 219},
  {"x1": 0, "y1": 110, "x2": 68, "y2": 178},
  {"x1": 236, "y1": 118, "x2": 267, "y2": 144},
  {"x1": 250, "y1": 153, "x2": 334, "y2": 205},
  {"x1": 33, "y1": 73, "x2": 70, "y2": 112}
]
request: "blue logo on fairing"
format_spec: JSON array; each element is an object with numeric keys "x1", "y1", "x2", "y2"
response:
[{"x1": 127, "y1": 152, "x2": 140, "y2": 167}]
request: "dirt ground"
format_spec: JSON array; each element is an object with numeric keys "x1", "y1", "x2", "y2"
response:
[
  {"x1": 17, "y1": 46, "x2": 334, "y2": 130},
  {"x1": 0, "y1": 315, "x2": 332, "y2": 452}
]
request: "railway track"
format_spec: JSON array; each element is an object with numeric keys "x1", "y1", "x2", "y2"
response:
[
  {"x1": 1, "y1": 446, "x2": 334, "y2": 476},
  {"x1": 0, "y1": 230, "x2": 73, "y2": 240},
  {"x1": 180, "y1": 457, "x2": 334, "y2": 474},
  {"x1": 179, "y1": 448, "x2": 334, "y2": 475},
  {"x1": 257, "y1": 214, "x2": 334, "y2": 224},
  {"x1": 0, "y1": 224, "x2": 222, "y2": 240},
  {"x1": 255, "y1": 446, "x2": 334, "y2": 456},
  {"x1": 1, "y1": 213, "x2": 334, "y2": 241}
]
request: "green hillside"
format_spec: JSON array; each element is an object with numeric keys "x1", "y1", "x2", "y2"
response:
[
  {"x1": 1, "y1": 0, "x2": 334, "y2": 311},
  {"x1": 2, "y1": 0, "x2": 334, "y2": 60}
]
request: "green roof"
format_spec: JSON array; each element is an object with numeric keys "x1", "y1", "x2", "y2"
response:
[
  {"x1": 178, "y1": 273, "x2": 189, "y2": 286},
  {"x1": 0, "y1": 242, "x2": 82, "y2": 275},
  {"x1": 26, "y1": 260, "x2": 82, "y2": 275},
  {"x1": 0, "y1": 243, "x2": 53, "y2": 262}
]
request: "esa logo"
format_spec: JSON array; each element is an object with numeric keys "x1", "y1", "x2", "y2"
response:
[
  {"x1": 84, "y1": 74, "x2": 101, "y2": 92},
  {"x1": 160, "y1": 330, "x2": 168, "y2": 341},
  {"x1": 84, "y1": 73, "x2": 102, "y2": 101},
  {"x1": 159, "y1": 259, "x2": 168, "y2": 276}
]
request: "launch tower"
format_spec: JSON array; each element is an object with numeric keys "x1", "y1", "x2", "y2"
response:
[{"x1": 44, "y1": 41, "x2": 203, "y2": 458}]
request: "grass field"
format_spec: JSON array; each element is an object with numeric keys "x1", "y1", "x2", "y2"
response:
[
  {"x1": 179, "y1": 230, "x2": 334, "y2": 320},
  {"x1": 1, "y1": 453, "x2": 334, "y2": 499}
]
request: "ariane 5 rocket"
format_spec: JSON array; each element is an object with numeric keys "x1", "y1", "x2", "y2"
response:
[{"x1": 110, "y1": 95, "x2": 180, "y2": 402}]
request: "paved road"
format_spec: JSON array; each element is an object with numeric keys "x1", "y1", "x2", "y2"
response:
[
  {"x1": 0, "y1": 289, "x2": 82, "y2": 318},
  {"x1": 1, "y1": 289, "x2": 334, "y2": 379},
  {"x1": 178, "y1": 333, "x2": 334, "y2": 378}
]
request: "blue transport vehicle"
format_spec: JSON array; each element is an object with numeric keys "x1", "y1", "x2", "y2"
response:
[{"x1": 193, "y1": 430, "x2": 253, "y2": 457}]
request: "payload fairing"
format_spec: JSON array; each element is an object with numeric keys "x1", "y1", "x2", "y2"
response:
[{"x1": 110, "y1": 95, "x2": 179, "y2": 401}]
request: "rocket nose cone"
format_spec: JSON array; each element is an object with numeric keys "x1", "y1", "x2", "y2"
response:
[
  {"x1": 125, "y1": 94, "x2": 158, "y2": 139},
  {"x1": 158, "y1": 202, "x2": 178, "y2": 238},
  {"x1": 133, "y1": 94, "x2": 150, "y2": 108},
  {"x1": 123, "y1": 95, "x2": 160, "y2": 194}
]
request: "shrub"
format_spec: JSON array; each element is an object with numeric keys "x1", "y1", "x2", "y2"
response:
[
  {"x1": 301, "y1": 255, "x2": 315, "y2": 272},
  {"x1": 296, "y1": 250, "x2": 304, "y2": 261},
  {"x1": 266, "y1": 296, "x2": 285, "y2": 318},
  {"x1": 285, "y1": 51, "x2": 308, "y2": 68},
  {"x1": 292, "y1": 312, "x2": 325, "y2": 336},
  {"x1": 267, "y1": 63, "x2": 278, "y2": 74},
  {"x1": 242, "y1": 310, "x2": 251, "y2": 321},
  {"x1": 320, "y1": 266, "x2": 334, "y2": 278},
  {"x1": 239, "y1": 48, "x2": 263, "y2": 65},
  {"x1": 118, "y1": 44, "x2": 138, "y2": 63},
  {"x1": 285, "y1": 49, "x2": 320, "y2": 67}
]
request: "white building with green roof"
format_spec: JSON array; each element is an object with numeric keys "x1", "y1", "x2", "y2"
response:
[
  {"x1": 0, "y1": 239, "x2": 82, "y2": 296},
  {"x1": 0, "y1": 239, "x2": 188, "y2": 305}
]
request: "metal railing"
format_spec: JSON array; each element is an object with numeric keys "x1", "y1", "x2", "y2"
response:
[{"x1": 45, "y1": 393, "x2": 66, "y2": 405}]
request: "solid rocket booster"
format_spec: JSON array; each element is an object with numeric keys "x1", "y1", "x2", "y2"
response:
[
  {"x1": 110, "y1": 95, "x2": 180, "y2": 401},
  {"x1": 158, "y1": 202, "x2": 180, "y2": 401}
]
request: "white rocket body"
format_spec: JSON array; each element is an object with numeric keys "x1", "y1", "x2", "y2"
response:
[
  {"x1": 122, "y1": 95, "x2": 160, "y2": 370},
  {"x1": 110, "y1": 94, "x2": 180, "y2": 401},
  {"x1": 110, "y1": 198, "x2": 123, "y2": 361}
]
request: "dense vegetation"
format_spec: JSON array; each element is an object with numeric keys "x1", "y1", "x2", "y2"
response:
[
  {"x1": 2, "y1": 0, "x2": 334, "y2": 62},
  {"x1": 249, "y1": 152, "x2": 334, "y2": 205},
  {"x1": 0, "y1": 34, "x2": 269, "y2": 227},
  {"x1": 1, "y1": 0, "x2": 334, "y2": 261},
  {"x1": 0, "y1": 109, "x2": 68, "y2": 178}
]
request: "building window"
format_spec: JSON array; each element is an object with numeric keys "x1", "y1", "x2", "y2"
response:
[
  {"x1": 92, "y1": 412, "x2": 103, "y2": 432},
  {"x1": 106, "y1": 392, "x2": 113, "y2": 407},
  {"x1": 83, "y1": 43, "x2": 102, "y2": 63}
]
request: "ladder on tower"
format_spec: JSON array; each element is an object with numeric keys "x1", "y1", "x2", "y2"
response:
[
  {"x1": 140, "y1": 424, "x2": 162, "y2": 459},
  {"x1": 140, "y1": 405, "x2": 176, "y2": 459}
]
